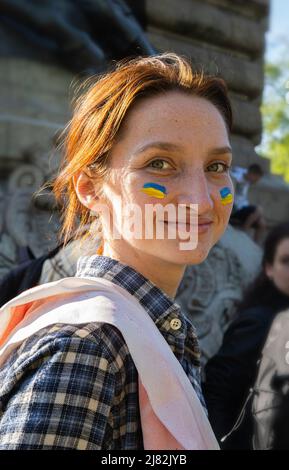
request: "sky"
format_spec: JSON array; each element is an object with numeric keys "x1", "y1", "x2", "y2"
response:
[{"x1": 266, "y1": 0, "x2": 289, "y2": 60}]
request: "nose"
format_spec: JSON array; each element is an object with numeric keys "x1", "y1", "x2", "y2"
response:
[{"x1": 176, "y1": 171, "x2": 214, "y2": 215}]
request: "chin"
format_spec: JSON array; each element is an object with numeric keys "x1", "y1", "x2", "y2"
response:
[
  {"x1": 179, "y1": 247, "x2": 211, "y2": 265},
  {"x1": 154, "y1": 240, "x2": 213, "y2": 266}
]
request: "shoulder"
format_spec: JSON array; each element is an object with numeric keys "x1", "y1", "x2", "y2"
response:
[
  {"x1": 205, "y1": 307, "x2": 276, "y2": 373},
  {"x1": 0, "y1": 322, "x2": 132, "y2": 385},
  {"x1": 245, "y1": 305, "x2": 275, "y2": 324},
  {"x1": 231, "y1": 305, "x2": 275, "y2": 328},
  {"x1": 220, "y1": 306, "x2": 275, "y2": 346},
  {"x1": 0, "y1": 321, "x2": 134, "y2": 449}
]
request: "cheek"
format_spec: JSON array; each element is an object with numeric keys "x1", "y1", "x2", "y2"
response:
[
  {"x1": 112, "y1": 175, "x2": 161, "y2": 223},
  {"x1": 211, "y1": 183, "x2": 234, "y2": 220},
  {"x1": 277, "y1": 264, "x2": 289, "y2": 280},
  {"x1": 107, "y1": 170, "x2": 140, "y2": 204},
  {"x1": 218, "y1": 184, "x2": 234, "y2": 207},
  {"x1": 124, "y1": 172, "x2": 170, "y2": 205}
]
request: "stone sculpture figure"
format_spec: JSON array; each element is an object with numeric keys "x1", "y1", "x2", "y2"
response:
[{"x1": 0, "y1": 0, "x2": 155, "y2": 73}]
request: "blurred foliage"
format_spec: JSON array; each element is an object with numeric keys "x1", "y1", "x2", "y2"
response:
[{"x1": 259, "y1": 43, "x2": 289, "y2": 182}]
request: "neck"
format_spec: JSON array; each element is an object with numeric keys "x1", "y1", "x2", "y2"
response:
[{"x1": 102, "y1": 242, "x2": 186, "y2": 299}]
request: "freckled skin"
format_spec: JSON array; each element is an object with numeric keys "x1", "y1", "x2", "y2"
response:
[
  {"x1": 141, "y1": 182, "x2": 167, "y2": 198},
  {"x1": 76, "y1": 90, "x2": 234, "y2": 297}
]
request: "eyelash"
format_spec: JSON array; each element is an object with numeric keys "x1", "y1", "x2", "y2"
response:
[
  {"x1": 146, "y1": 159, "x2": 172, "y2": 170},
  {"x1": 146, "y1": 159, "x2": 231, "y2": 173},
  {"x1": 207, "y1": 162, "x2": 231, "y2": 173}
]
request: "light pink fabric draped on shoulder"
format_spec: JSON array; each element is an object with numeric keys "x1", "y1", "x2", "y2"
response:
[{"x1": 0, "y1": 276, "x2": 219, "y2": 450}]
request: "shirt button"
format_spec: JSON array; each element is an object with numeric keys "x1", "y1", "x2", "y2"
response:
[{"x1": 170, "y1": 318, "x2": 182, "y2": 330}]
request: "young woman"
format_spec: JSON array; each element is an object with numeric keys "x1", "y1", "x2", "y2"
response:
[
  {"x1": 0, "y1": 53, "x2": 234, "y2": 449},
  {"x1": 204, "y1": 222, "x2": 289, "y2": 449}
]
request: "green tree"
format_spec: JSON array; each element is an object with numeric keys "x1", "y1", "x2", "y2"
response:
[{"x1": 258, "y1": 46, "x2": 289, "y2": 182}]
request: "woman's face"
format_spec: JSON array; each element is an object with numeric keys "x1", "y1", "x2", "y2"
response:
[
  {"x1": 266, "y1": 238, "x2": 289, "y2": 297},
  {"x1": 86, "y1": 90, "x2": 233, "y2": 266}
]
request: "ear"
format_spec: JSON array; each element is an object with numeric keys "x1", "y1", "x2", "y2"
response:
[
  {"x1": 265, "y1": 263, "x2": 273, "y2": 280},
  {"x1": 73, "y1": 170, "x2": 99, "y2": 212}
]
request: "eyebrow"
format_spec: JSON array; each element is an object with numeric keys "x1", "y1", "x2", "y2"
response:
[
  {"x1": 134, "y1": 142, "x2": 181, "y2": 155},
  {"x1": 134, "y1": 141, "x2": 232, "y2": 156},
  {"x1": 209, "y1": 146, "x2": 232, "y2": 156}
]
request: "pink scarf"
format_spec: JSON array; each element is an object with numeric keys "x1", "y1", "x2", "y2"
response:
[{"x1": 0, "y1": 276, "x2": 219, "y2": 450}]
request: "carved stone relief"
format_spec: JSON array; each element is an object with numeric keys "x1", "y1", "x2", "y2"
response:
[{"x1": 0, "y1": 144, "x2": 61, "y2": 278}]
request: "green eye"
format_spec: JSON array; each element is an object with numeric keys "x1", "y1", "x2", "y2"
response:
[
  {"x1": 208, "y1": 162, "x2": 230, "y2": 173},
  {"x1": 147, "y1": 159, "x2": 171, "y2": 170}
]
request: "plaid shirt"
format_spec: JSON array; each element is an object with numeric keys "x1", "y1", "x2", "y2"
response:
[{"x1": 0, "y1": 255, "x2": 205, "y2": 450}]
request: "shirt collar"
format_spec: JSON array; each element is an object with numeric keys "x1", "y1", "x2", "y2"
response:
[
  {"x1": 76, "y1": 255, "x2": 201, "y2": 368},
  {"x1": 76, "y1": 255, "x2": 183, "y2": 326}
]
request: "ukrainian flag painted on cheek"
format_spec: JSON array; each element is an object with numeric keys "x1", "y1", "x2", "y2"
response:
[
  {"x1": 220, "y1": 186, "x2": 233, "y2": 205},
  {"x1": 141, "y1": 182, "x2": 167, "y2": 199}
]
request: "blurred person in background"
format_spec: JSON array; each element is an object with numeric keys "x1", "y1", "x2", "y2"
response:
[{"x1": 203, "y1": 221, "x2": 289, "y2": 449}]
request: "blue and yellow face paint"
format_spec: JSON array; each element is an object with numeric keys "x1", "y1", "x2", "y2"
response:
[
  {"x1": 220, "y1": 187, "x2": 233, "y2": 205},
  {"x1": 141, "y1": 182, "x2": 167, "y2": 199}
]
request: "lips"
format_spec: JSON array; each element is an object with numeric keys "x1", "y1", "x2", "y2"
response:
[
  {"x1": 161, "y1": 219, "x2": 213, "y2": 226},
  {"x1": 159, "y1": 218, "x2": 213, "y2": 237},
  {"x1": 198, "y1": 218, "x2": 214, "y2": 225}
]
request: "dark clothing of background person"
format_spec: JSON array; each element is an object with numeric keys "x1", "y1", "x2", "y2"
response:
[
  {"x1": 203, "y1": 284, "x2": 289, "y2": 449},
  {"x1": 0, "y1": 245, "x2": 62, "y2": 308}
]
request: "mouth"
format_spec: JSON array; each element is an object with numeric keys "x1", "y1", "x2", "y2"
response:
[{"x1": 161, "y1": 219, "x2": 213, "y2": 233}]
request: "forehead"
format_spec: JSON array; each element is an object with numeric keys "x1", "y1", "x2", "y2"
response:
[{"x1": 115, "y1": 90, "x2": 229, "y2": 149}]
